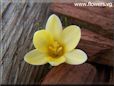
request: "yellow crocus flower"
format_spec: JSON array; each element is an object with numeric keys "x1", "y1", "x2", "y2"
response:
[{"x1": 24, "y1": 14, "x2": 87, "y2": 66}]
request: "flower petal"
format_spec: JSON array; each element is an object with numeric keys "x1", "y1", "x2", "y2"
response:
[
  {"x1": 62, "y1": 25, "x2": 81, "y2": 52},
  {"x1": 47, "y1": 56, "x2": 65, "y2": 66},
  {"x1": 46, "y1": 14, "x2": 62, "y2": 40},
  {"x1": 24, "y1": 49, "x2": 48, "y2": 65},
  {"x1": 33, "y1": 30, "x2": 54, "y2": 52},
  {"x1": 65, "y1": 49, "x2": 87, "y2": 65}
]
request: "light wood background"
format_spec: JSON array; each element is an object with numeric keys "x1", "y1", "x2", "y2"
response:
[{"x1": 1, "y1": 1, "x2": 51, "y2": 84}]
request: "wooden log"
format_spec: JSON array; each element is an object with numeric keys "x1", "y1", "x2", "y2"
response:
[
  {"x1": 78, "y1": 29, "x2": 114, "y2": 57},
  {"x1": 93, "y1": 64, "x2": 111, "y2": 84},
  {"x1": 49, "y1": 3, "x2": 114, "y2": 39},
  {"x1": 91, "y1": 49, "x2": 114, "y2": 66},
  {"x1": 1, "y1": 2, "x2": 50, "y2": 84},
  {"x1": 42, "y1": 63, "x2": 96, "y2": 85},
  {"x1": 77, "y1": 6, "x2": 114, "y2": 19},
  {"x1": 109, "y1": 67, "x2": 114, "y2": 84},
  {"x1": 77, "y1": 29, "x2": 114, "y2": 66}
]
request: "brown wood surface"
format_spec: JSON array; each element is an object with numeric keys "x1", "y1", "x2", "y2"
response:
[
  {"x1": 92, "y1": 63, "x2": 113, "y2": 84},
  {"x1": 50, "y1": 3, "x2": 114, "y2": 39},
  {"x1": 78, "y1": 29, "x2": 114, "y2": 66},
  {"x1": 77, "y1": 6, "x2": 114, "y2": 19},
  {"x1": 109, "y1": 67, "x2": 114, "y2": 84},
  {"x1": 92, "y1": 49, "x2": 114, "y2": 66},
  {"x1": 79, "y1": 29, "x2": 114, "y2": 57},
  {"x1": 42, "y1": 63, "x2": 96, "y2": 85}
]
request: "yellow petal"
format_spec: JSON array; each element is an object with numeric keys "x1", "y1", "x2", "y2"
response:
[
  {"x1": 46, "y1": 14, "x2": 62, "y2": 40},
  {"x1": 62, "y1": 25, "x2": 81, "y2": 52},
  {"x1": 65, "y1": 49, "x2": 87, "y2": 65},
  {"x1": 47, "y1": 56, "x2": 65, "y2": 66},
  {"x1": 33, "y1": 30, "x2": 54, "y2": 52},
  {"x1": 24, "y1": 49, "x2": 48, "y2": 65}
]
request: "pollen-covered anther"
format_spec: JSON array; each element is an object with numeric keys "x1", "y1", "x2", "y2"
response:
[
  {"x1": 56, "y1": 46, "x2": 63, "y2": 53},
  {"x1": 48, "y1": 41, "x2": 64, "y2": 58}
]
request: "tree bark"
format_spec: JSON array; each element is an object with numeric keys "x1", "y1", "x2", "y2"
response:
[
  {"x1": 1, "y1": 1, "x2": 50, "y2": 84},
  {"x1": 49, "y1": 3, "x2": 114, "y2": 39},
  {"x1": 42, "y1": 63, "x2": 96, "y2": 85}
]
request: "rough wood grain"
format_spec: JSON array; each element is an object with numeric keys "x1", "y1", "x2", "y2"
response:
[
  {"x1": 78, "y1": 29, "x2": 114, "y2": 56},
  {"x1": 109, "y1": 67, "x2": 114, "y2": 84},
  {"x1": 77, "y1": 6, "x2": 114, "y2": 19},
  {"x1": 93, "y1": 64, "x2": 111, "y2": 84},
  {"x1": 42, "y1": 63, "x2": 96, "y2": 85},
  {"x1": 50, "y1": 3, "x2": 114, "y2": 39},
  {"x1": 92, "y1": 49, "x2": 114, "y2": 66},
  {"x1": 1, "y1": 2, "x2": 50, "y2": 84},
  {"x1": 77, "y1": 29, "x2": 114, "y2": 66}
]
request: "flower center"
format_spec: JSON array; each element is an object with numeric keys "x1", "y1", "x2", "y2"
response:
[{"x1": 48, "y1": 41, "x2": 64, "y2": 58}]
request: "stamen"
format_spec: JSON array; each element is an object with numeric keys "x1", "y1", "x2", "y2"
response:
[
  {"x1": 56, "y1": 46, "x2": 63, "y2": 53},
  {"x1": 48, "y1": 46, "x2": 56, "y2": 51},
  {"x1": 48, "y1": 41, "x2": 64, "y2": 58}
]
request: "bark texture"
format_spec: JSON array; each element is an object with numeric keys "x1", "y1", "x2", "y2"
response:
[{"x1": 1, "y1": 1, "x2": 50, "y2": 84}]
